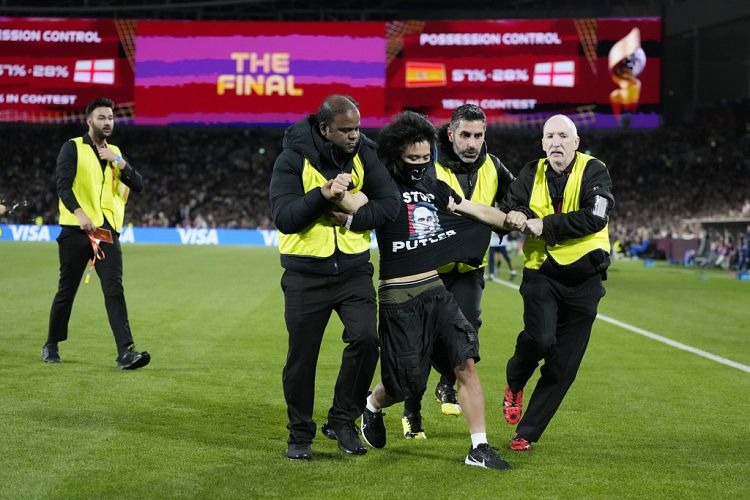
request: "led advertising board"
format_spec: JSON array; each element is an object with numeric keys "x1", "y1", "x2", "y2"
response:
[
  {"x1": 386, "y1": 18, "x2": 661, "y2": 127},
  {"x1": 0, "y1": 17, "x2": 135, "y2": 123},
  {"x1": 135, "y1": 21, "x2": 386, "y2": 126}
]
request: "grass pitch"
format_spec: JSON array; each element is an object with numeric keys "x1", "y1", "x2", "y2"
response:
[{"x1": 0, "y1": 242, "x2": 748, "y2": 498}]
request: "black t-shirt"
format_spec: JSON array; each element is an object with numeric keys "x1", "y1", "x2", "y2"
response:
[{"x1": 376, "y1": 177, "x2": 491, "y2": 280}]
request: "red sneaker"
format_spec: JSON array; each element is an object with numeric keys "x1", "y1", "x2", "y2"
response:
[
  {"x1": 503, "y1": 384, "x2": 523, "y2": 425},
  {"x1": 510, "y1": 433, "x2": 531, "y2": 451}
]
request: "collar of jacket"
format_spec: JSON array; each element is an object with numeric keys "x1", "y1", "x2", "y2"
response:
[{"x1": 282, "y1": 114, "x2": 360, "y2": 171}]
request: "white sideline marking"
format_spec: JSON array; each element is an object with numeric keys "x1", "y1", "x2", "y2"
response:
[{"x1": 489, "y1": 277, "x2": 750, "y2": 374}]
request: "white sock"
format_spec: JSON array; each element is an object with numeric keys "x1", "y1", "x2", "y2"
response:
[
  {"x1": 471, "y1": 432, "x2": 488, "y2": 448},
  {"x1": 366, "y1": 394, "x2": 381, "y2": 413}
]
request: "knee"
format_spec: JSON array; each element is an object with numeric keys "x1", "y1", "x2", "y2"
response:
[
  {"x1": 349, "y1": 329, "x2": 379, "y2": 355},
  {"x1": 517, "y1": 329, "x2": 554, "y2": 356},
  {"x1": 454, "y1": 358, "x2": 478, "y2": 384}
]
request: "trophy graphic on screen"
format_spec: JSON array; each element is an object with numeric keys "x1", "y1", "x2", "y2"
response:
[{"x1": 608, "y1": 27, "x2": 646, "y2": 121}]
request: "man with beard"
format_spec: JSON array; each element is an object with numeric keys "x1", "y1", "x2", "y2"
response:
[
  {"x1": 42, "y1": 97, "x2": 150, "y2": 370},
  {"x1": 270, "y1": 95, "x2": 400, "y2": 461},
  {"x1": 402, "y1": 104, "x2": 515, "y2": 438},
  {"x1": 359, "y1": 110, "x2": 517, "y2": 471}
]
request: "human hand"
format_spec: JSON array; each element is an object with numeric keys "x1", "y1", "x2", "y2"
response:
[
  {"x1": 74, "y1": 208, "x2": 96, "y2": 232},
  {"x1": 97, "y1": 142, "x2": 124, "y2": 169},
  {"x1": 327, "y1": 209, "x2": 350, "y2": 225},
  {"x1": 505, "y1": 210, "x2": 528, "y2": 231},
  {"x1": 446, "y1": 196, "x2": 457, "y2": 212},
  {"x1": 330, "y1": 173, "x2": 351, "y2": 197},
  {"x1": 336, "y1": 191, "x2": 368, "y2": 214},
  {"x1": 321, "y1": 174, "x2": 351, "y2": 202},
  {"x1": 97, "y1": 142, "x2": 116, "y2": 162},
  {"x1": 524, "y1": 218, "x2": 543, "y2": 237},
  {"x1": 320, "y1": 180, "x2": 340, "y2": 202}
]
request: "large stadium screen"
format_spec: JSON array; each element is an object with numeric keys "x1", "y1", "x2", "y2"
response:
[
  {"x1": 135, "y1": 21, "x2": 386, "y2": 127},
  {"x1": 386, "y1": 18, "x2": 661, "y2": 127},
  {"x1": 0, "y1": 17, "x2": 135, "y2": 123}
]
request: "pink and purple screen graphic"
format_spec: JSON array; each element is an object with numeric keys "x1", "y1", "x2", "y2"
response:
[{"x1": 135, "y1": 21, "x2": 386, "y2": 126}]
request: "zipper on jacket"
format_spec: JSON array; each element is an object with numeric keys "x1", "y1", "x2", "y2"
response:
[{"x1": 332, "y1": 226, "x2": 339, "y2": 273}]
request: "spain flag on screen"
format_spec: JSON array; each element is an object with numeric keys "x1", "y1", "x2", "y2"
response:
[{"x1": 405, "y1": 61, "x2": 446, "y2": 88}]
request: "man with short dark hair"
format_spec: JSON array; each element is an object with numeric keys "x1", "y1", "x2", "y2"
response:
[
  {"x1": 270, "y1": 94, "x2": 400, "y2": 460},
  {"x1": 43, "y1": 97, "x2": 150, "y2": 370}
]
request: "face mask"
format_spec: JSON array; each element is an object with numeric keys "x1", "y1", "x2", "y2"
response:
[{"x1": 397, "y1": 159, "x2": 431, "y2": 184}]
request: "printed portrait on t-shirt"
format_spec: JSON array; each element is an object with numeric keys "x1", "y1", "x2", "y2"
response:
[{"x1": 408, "y1": 201, "x2": 442, "y2": 240}]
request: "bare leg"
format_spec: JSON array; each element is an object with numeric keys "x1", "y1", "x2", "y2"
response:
[
  {"x1": 369, "y1": 381, "x2": 402, "y2": 410},
  {"x1": 454, "y1": 359, "x2": 485, "y2": 434}
]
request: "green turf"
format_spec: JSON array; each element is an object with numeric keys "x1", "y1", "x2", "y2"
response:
[{"x1": 1, "y1": 242, "x2": 748, "y2": 498}]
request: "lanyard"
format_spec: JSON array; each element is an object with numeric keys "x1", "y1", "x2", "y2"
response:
[{"x1": 84, "y1": 232, "x2": 107, "y2": 284}]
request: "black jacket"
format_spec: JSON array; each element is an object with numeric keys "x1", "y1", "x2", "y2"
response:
[
  {"x1": 435, "y1": 124, "x2": 515, "y2": 204},
  {"x1": 499, "y1": 152, "x2": 614, "y2": 246},
  {"x1": 269, "y1": 115, "x2": 400, "y2": 275}
]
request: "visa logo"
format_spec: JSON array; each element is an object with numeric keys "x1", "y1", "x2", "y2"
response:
[
  {"x1": 10, "y1": 224, "x2": 51, "y2": 242},
  {"x1": 260, "y1": 230, "x2": 278, "y2": 247},
  {"x1": 119, "y1": 225, "x2": 135, "y2": 244},
  {"x1": 177, "y1": 228, "x2": 219, "y2": 245}
]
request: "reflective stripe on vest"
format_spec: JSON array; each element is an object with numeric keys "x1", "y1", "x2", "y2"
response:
[
  {"x1": 523, "y1": 152, "x2": 610, "y2": 270},
  {"x1": 435, "y1": 155, "x2": 498, "y2": 272},
  {"x1": 278, "y1": 155, "x2": 371, "y2": 257},
  {"x1": 58, "y1": 137, "x2": 129, "y2": 232}
]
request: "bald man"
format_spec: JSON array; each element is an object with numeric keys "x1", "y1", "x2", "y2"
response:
[{"x1": 498, "y1": 114, "x2": 614, "y2": 451}]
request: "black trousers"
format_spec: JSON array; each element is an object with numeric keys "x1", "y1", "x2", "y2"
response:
[
  {"x1": 47, "y1": 223, "x2": 134, "y2": 353},
  {"x1": 404, "y1": 267, "x2": 485, "y2": 414},
  {"x1": 509, "y1": 268, "x2": 605, "y2": 442},
  {"x1": 281, "y1": 263, "x2": 379, "y2": 445}
]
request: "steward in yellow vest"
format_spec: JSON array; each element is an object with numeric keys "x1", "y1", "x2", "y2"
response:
[
  {"x1": 497, "y1": 114, "x2": 614, "y2": 450},
  {"x1": 269, "y1": 95, "x2": 399, "y2": 459},
  {"x1": 502, "y1": 152, "x2": 612, "y2": 283},
  {"x1": 270, "y1": 107, "x2": 400, "y2": 275},
  {"x1": 57, "y1": 136, "x2": 133, "y2": 233},
  {"x1": 45, "y1": 97, "x2": 149, "y2": 371}
]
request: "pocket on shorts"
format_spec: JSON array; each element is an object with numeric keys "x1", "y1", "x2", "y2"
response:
[{"x1": 396, "y1": 351, "x2": 422, "y2": 397}]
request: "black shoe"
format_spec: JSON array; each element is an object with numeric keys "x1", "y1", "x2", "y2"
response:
[
  {"x1": 361, "y1": 407, "x2": 386, "y2": 449},
  {"x1": 327, "y1": 421, "x2": 367, "y2": 455},
  {"x1": 321, "y1": 422, "x2": 337, "y2": 440},
  {"x1": 286, "y1": 442, "x2": 312, "y2": 460},
  {"x1": 465, "y1": 443, "x2": 512, "y2": 471},
  {"x1": 117, "y1": 346, "x2": 151, "y2": 370},
  {"x1": 41, "y1": 343, "x2": 61, "y2": 363}
]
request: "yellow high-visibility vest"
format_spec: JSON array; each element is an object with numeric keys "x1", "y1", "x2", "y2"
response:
[
  {"x1": 278, "y1": 156, "x2": 371, "y2": 257},
  {"x1": 58, "y1": 137, "x2": 129, "y2": 232},
  {"x1": 523, "y1": 152, "x2": 610, "y2": 270},
  {"x1": 436, "y1": 155, "x2": 498, "y2": 273}
]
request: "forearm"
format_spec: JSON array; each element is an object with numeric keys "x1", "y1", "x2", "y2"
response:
[
  {"x1": 335, "y1": 191, "x2": 368, "y2": 214},
  {"x1": 454, "y1": 198, "x2": 507, "y2": 230},
  {"x1": 272, "y1": 189, "x2": 331, "y2": 234},
  {"x1": 118, "y1": 161, "x2": 144, "y2": 192}
]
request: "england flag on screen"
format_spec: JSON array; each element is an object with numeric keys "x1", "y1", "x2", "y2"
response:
[
  {"x1": 73, "y1": 59, "x2": 115, "y2": 85},
  {"x1": 533, "y1": 61, "x2": 575, "y2": 88}
]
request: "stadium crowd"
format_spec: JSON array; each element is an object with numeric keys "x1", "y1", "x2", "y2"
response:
[{"x1": 2, "y1": 102, "x2": 748, "y2": 269}]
